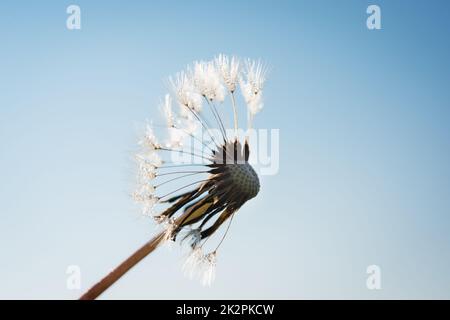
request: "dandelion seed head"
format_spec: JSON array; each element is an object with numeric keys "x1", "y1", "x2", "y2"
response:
[
  {"x1": 133, "y1": 54, "x2": 268, "y2": 286},
  {"x1": 135, "y1": 152, "x2": 163, "y2": 169},
  {"x1": 227, "y1": 163, "x2": 260, "y2": 200}
]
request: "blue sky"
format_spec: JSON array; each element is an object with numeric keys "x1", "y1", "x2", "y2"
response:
[{"x1": 1, "y1": 0, "x2": 450, "y2": 299}]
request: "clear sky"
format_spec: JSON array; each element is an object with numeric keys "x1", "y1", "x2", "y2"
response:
[{"x1": 1, "y1": 0, "x2": 450, "y2": 299}]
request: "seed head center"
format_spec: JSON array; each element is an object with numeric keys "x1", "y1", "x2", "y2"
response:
[{"x1": 227, "y1": 163, "x2": 260, "y2": 200}]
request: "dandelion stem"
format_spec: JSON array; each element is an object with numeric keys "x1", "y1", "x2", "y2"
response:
[
  {"x1": 79, "y1": 231, "x2": 166, "y2": 300},
  {"x1": 79, "y1": 213, "x2": 189, "y2": 300}
]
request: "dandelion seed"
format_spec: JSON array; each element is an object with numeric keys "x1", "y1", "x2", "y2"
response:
[
  {"x1": 246, "y1": 90, "x2": 264, "y2": 116},
  {"x1": 166, "y1": 127, "x2": 184, "y2": 149},
  {"x1": 215, "y1": 54, "x2": 240, "y2": 93},
  {"x1": 139, "y1": 124, "x2": 160, "y2": 150},
  {"x1": 184, "y1": 115, "x2": 198, "y2": 135},
  {"x1": 142, "y1": 168, "x2": 156, "y2": 181},
  {"x1": 193, "y1": 61, "x2": 225, "y2": 102},
  {"x1": 162, "y1": 94, "x2": 175, "y2": 127},
  {"x1": 201, "y1": 252, "x2": 217, "y2": 287},
  {"x1": 162, "y1": 218, "x2": 177, "y2": 242},
  {"x1": 240, "y1": 59, "x2": 267, "y2": 116},
  {"x1": 182, "y1": 247, "x2": 204, "y2": 279},
  {"x1": 134, "y1": 194, "x2": 159, "y2": 216},
  {"x1": 170, "y1": 71, "x2": 203, "y2": 112}
]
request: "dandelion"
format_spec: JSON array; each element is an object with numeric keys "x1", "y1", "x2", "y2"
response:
[{"x1": 81, "y1": 54, "x2": 268, "y2": 299}]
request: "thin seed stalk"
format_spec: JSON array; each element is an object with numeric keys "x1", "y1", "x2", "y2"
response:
[{"x1": 230, "y1": 92, "x2": 239, "y2": 138}]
